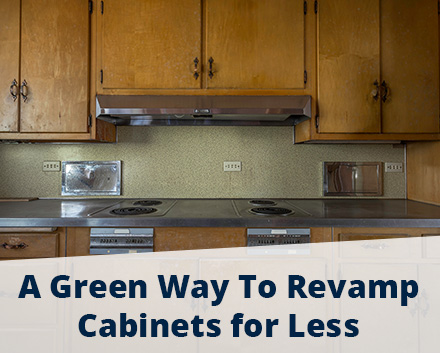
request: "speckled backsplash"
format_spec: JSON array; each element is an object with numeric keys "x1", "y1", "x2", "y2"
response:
[{"x1": 0, "y1": 127, "x2": 406, "y2": 198}]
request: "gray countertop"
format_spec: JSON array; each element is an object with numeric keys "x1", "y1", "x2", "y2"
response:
[{"x1": 0, "y1": 198, "x2": 439, "y2": 228}]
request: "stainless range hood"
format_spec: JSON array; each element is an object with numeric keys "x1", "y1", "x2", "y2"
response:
[{"x1": 96, "y1": 95, "x2": 311, "y2": 126}]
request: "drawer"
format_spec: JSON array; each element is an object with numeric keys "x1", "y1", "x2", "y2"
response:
[
  {"x1": 333, "y1": 228, "x2": 423, "y2": 259},
  {"x1": 0, "y1": 233, "x2": 59, "y2": 259}
]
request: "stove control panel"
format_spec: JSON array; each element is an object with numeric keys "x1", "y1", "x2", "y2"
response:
[
  {"x1": 90, "y1": 228, "x2": 153, "y2": 255},
  {"x1": 247, "y1": 228, "x2": 310, "y2": 247}
]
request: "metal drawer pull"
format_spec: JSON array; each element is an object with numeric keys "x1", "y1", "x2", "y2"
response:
[
  {"x1": 2, "y1": 242, "x2": 29, "y2": 250},
  {"x1": 361, "y1": 243, "x2": 389, "y2": 250},
  {"x1": 193, "y1": 57, "x2": 200, "y2": 80},
  {"x1": 208, "y1": 57, "x2": 214, "y2": 79},
  {"x1": 20, "y1": 80, "x2": 28, "y2": 102},
  {"x1": 381, "y1": 80, "x2": 389, "y2": 102},
  {"x1": 10, "y1": 79, "x2": 18, "y2": 101},
  {"x1": 371, "y1": 80, "x2": 380, "y2": 101}
]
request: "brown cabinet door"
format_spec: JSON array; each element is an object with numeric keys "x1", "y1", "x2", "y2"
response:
[
  {"x1": 318, "y1": 0, "x2": 381, "y2": 133},
  {"x1": 98, "y1": 0, "x2": 202, "y2": 90},
  {"x1": 381, "y1": 0, "x2": 440, "y2": 133},
  {"x1": 0, "y1": 0, "x2": 20, "y2": 132},
  {"x1": 205, "y1": 0, "x2": 305, "y2": 89},
  {"x1": 19, "y1": 0, "x2": 89, "y2": 133}
]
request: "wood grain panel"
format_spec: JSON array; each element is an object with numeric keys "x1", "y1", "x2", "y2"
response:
[
  {"x1": 20, "y1": 0, "x2": 89, "y2": 133},
  {"x1": 0, "y1": 0, "x2": 20, "y2": 132},
  {"x1": 381, "y1": 0, "x2": 440, "y2": 133},
  {"x1": 155, "y1": 227, "x2": 246, "y2": 251},
  {"x1": 66, "y1": 227, "x2": 90, "y2": 257},
  {"x1": 407, "y1": 141, "x2": 440, "y2": 206},
  {"x1": 333, "y1": 227, "x2": 427, "y2": 241},
  {"x1": 99, "y1": 0, "x2": 201, "y2": 90},
  {"x1": 318, "y1": 0, "x2": 381, "y2": 133},
  {"x1": 310, "y1": 227, "x2": 332, "y2": 243},
  {"x1": 0, "y1": 233, "x2": 59, "y2": 259},
  {"x1": 205, "y1": 0, "x2": 304, "y2": 89}
]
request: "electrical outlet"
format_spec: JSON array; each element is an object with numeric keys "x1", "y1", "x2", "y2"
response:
[
  {"x1": 43, "y1": 161, "x2": 61, "y2": 172},
  {"x1": 385, "y1": 162, "x2": 403, "y2": 173},
  {"x1": 223, "y1": 161, "x2": 242, "y2": 172}
]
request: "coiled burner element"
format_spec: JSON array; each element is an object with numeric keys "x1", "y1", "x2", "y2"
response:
[{"x1": 110, "y1": 207, "x2": 157, "y2": 216}]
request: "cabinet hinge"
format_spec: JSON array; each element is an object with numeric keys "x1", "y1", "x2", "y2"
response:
[
  {"x1": 89, "y1": 0, "x2": 93, "y2": 14},
  {"x1": 88, "y1": 115, "x2": 93, "y2": 128},
  {"x1": 304, "y1": 1, "x2": 307, "y2": 15},
  {"x1": 315, "y1": 115, "x2": 319, "y2": 130},
  {"x1": 100, "y1": 70, "x2": 103, "y2": 84},
  {"x1": 304, "y1": 70, "x2": 308, "y2": 84},
  {"x1": 314, "y1": 0, "x2": 318, "y2": 14},
  {"x1": 101, "y1": 1, "x2": 104, "y2": 14}
]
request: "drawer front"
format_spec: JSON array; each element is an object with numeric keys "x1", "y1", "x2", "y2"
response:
[
  {"x1": 333, "y1": 228, "x2": 423, "y2": 259},
  {"x1": 337, "y1": 234, "x2": 416, "y2": 259},
  {"x1": 0, "y1": 233, "x2": 58, "y2": 259}
]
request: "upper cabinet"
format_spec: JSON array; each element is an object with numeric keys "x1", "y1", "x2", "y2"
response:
[
  {"x1": 96, "y1": 0, "x2": 309, "y2": 93},
  {"x1": 99, "y1": 0, "x2": 202, "y2": 90},
  {"x1": 0, "y1": 0, "x2": 20, "y2": 132},
  {"x1": 318, "y1": 0, "x2": 381, "y2": 134},
  {"x1": 295, "y1": 0, "x2": 440, "y2": 142},
  {"x1": 0, "y1": 0, "x2": 115, "y2": 142},
  {"x1": 204, "y1": 0, "x2": 304, "y2": 89}
]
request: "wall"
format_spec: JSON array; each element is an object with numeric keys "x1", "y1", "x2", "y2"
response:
[
  {"x1": 407, "y1": 141, "x2": 440, "y2": 206},
  {"x1": 0, "y1": 126, "x2": 405, "y2": 199}
]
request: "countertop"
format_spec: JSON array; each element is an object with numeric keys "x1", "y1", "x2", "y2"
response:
[{"x1": 0, "y1": 199, "x2": 439, "y2": 228}]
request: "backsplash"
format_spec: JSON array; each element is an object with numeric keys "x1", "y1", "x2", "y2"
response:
[{"x1": 0, "y1": 126, "x2": 405, "y2": 198}]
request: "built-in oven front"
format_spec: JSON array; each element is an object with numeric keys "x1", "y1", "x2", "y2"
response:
[{"x1": 90, "y1": 228, "x2": 153, "y2": 254}]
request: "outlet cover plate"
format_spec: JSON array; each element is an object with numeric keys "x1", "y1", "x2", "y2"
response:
[
  {"x1": 385, "y1": 162, "x2": 403, "y2": 173},
  {"x1": 224, "y1": 161, "x2": 242, "y2": 172},
  {"x1": 43, "y1": 161, "x2": 61, "y2": 172}
]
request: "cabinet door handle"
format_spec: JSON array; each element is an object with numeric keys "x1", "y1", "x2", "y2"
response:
[
  {"x1": 10, "y1": 79, "x2": 18, "y2": 102},
  {"x1": 381, "y1": 80, "x2": 389, "y2": 102},
  {"x1": 193, "y1": 57, "x2": 200, "y2": 80},
  {"x1": 208, "y1": 57, "x2": 214, "y2": 79},
  {"x1": 2, "y1": 242, "x2": 29, "y2": 250},
  {"x1": 20, "y1": 80, "x2": 28, "y2": 102},
  {"x1": 371, "y1": 80, "x2": 380, "y2": 101}
]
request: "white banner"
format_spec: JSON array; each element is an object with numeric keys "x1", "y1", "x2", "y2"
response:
[{"x1": 1, "y1": 236, "x2": 439, "y2": 353}]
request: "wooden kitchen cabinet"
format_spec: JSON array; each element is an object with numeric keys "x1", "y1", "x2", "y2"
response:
[
  {"x1": 205, "y1": 0, "x2": 305, "y2": 89},
  {"x1": 295, "y1": 0, "x2": 440, "y2": 142},
  {"x1": 333, "y1": 227, "x2": 440, "y2": 242},
  {"x1": 154, "y1": 227, "x2": 247, "y2": 251},
  {"x1": 98, "y1": 0, "x2": 202, "y2": 90},
  {"x1": 0, "y1": 0, "x2": 20, "y2": 132},
  {"x1": 0, "y1": 228, "x2": 66, "y2": 260},
  {"x1": 96, "y1": 0, "x2": 310, "y2": 93},
  {"x1": 65, "y1": 227, "x2": 331, "y2": 255},
  {"x1": 0, "y1": 0, "x2": 115, "y2": 142}
]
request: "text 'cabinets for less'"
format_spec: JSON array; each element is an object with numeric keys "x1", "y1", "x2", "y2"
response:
[{"x1": 96, "y1": 0, "x2": 308, "y2": 93}]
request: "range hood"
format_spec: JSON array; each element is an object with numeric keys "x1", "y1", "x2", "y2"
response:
[{"x1": 96, "y1": 95, "x2": 311, "y2": 126}]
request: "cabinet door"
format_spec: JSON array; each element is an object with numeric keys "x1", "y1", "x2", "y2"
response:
[
  {"x1": 318, "y1": 0, "x2": 381, "y2": 133},
  {"x1": 381, "y1": 0, "x2": 440, "y2": 133},
  {"x1": 0, "y1": 0, "x2": 20, "y2": 132},
  {"x1": 19, "y1": 0, "x2": 89, "y2": 133},
  {"x1": 98, "y1": 0, "x2": 201, "y2": 90},
  {"x1": 205, "y1": 0, "x2": 305, "y2": 89}
]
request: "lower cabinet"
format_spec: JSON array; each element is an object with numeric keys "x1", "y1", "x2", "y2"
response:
[
  {"x1": 64, "y1": 227, "x2": 333, "y2": 256},
  {"x1": 0, "y1": 227, "x2": 65, "y2": 260},
  {"x1": 333, "y1": 227, "x2": 440, "y2": 241},
  {"x1": 5, "y1": 227, "x2": 435, "y2": 258}
]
